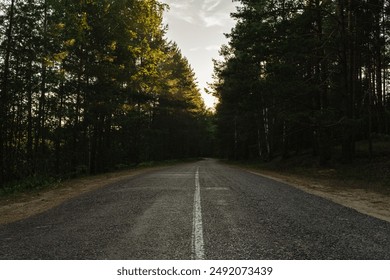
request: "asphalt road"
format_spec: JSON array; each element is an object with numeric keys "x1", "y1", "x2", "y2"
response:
[{"x1": 0, "y1": 159, "x2": 389, "y2": 260}]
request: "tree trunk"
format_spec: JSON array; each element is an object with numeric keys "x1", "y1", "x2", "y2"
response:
[
  {"x1": 0, "y1": 0, "x2": 16, "y2": 185},
  {"x1": 27, "y1": 49, "x2": 34, "y2": 174},
  {"x1": 36, "y1": 1, "x2": 48, "y2": 158},
  {"x1": 338, "y1": 0, "x2": 356, "y2": 162},
  {"x1": 374, "y1": 0, "x2": 384, "y2": 133}
]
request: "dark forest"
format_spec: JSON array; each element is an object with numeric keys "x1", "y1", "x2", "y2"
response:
[{"x1": 213, "y1": 0, "x2": 390, "y2": 165}]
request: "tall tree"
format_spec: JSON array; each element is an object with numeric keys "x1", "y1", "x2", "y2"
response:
[
  {"x1": 213, "y1": 0, "x2": 390, "y2": 164},
  {"x1": 0, "y1": 0, "x2": 211, "y2": 188}
]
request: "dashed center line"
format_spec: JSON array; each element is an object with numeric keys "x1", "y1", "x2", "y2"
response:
[{"x1": 191, "y1": 167, "x2": 205, "y2": 260}]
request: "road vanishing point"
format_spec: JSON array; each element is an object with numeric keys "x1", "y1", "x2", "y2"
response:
[{"x1": 0, "y1": 159, "x2": 390, "y2": 259}]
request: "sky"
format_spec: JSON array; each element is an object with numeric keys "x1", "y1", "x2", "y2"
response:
[{"x1": 160, "y1": 0, "x2": 239, "y2": 109}]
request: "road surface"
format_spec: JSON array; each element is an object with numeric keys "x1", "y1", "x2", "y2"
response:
[{"x1": 0, "y1": 159, "x2": 389, "y2": 259}]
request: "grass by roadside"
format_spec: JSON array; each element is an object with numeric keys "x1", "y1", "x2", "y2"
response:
[
  {"x1": 232, "y1": 159, "x2": 389, "y2": 193},
  {"x1": 227, "y1": 139, "x2": 390, "y2": 196},
  {"x1": 231, "y1": 157, "x2": 390, "y2": 196},
  {"x1": 230, "y1": 161, "x2": 390, "y2": 195}
]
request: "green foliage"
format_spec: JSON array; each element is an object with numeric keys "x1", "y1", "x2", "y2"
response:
[
  {"x1": 0, "y1": 0, "x2": 213, "y2": 188},
  {"x1": 0, "y1": 176, "x2": 59, "y2": 196}
]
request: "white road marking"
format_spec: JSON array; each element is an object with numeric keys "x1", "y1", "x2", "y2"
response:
[{"x1": 192, "y1": 167, "x2": 205, "y2": 260}]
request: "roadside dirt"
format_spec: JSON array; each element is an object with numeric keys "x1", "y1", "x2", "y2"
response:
[
  {"x1": 0, "y1": 168, "x2": 160, "y2": 225},
  {"x1": 246, "y1": 169, "x2": 390, "y2": 223}
]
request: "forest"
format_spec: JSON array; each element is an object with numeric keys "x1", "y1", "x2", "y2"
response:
[
  {"x1": 1, "y1": 0, "x2": 390, "y2": 190},
  {"x1": 213, "y1": 0, "x2": 390, "y2": 164},
  {"x1": 0, "y1": 0, "x2": 213, "y2": 187}
]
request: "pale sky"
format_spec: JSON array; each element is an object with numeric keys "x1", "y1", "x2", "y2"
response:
[{"x1": 160, "y1": 0, "x2": 238, "y2": 109}]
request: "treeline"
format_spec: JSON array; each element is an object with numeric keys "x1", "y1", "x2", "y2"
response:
[
  {"x1": 0, "y1": 0, "x2": 211, "y2": 186},
  {"x1": 213, "y1": 0, "x2": 390, "y2": 164}
]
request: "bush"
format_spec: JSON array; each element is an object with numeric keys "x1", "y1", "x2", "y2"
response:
[{"x1": 0, "y1": 176, "x2": 58, "y2": 196}]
